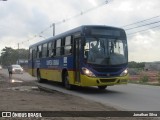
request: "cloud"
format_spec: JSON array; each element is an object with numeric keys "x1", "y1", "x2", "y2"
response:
[
  {"x1": 0, "y1": 0, "x2": 160, "y2": 62},
  {"x1": 128, "y1": 29, "x2": 160, "y2": 62}
]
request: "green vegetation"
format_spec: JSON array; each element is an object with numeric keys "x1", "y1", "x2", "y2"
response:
[
  {"x1": 128, "y1": 61, "x2": 145, "y2": 68},
  {"x1": 157, "y1": 71, "x2": 160, "y2": 84},
  {"x1": 139, "y1": 73, "x2": 149, "y2": 83},
  {"x1": 128, "y1": 61, "x2": 160, "y2": 86},
  {"x1": 0, "y1": 47, "x2": 28, "y2": 66},
  {"x1": 128, "y1": 68, "x2": 142, "y2": 75}
]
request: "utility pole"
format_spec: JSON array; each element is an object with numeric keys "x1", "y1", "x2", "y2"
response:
[
  {"x1": 18, "y1": 43, "x2": 19, "y2": 65},
  {"x1": 0, "y1": 52, "x2": 2, "y2": 65},
  {"x1": 53, "y1": 23, "x2": 55, "y2": 36}
]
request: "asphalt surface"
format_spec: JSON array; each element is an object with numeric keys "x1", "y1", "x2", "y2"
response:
[
  {"x1": 0, "y1": 69, "x2": 36, "y2": 81},
  {"x1": 37, "y1": 82, "x2": 160, "y2": 111},
  {"x1": 1, "y1": 69, "x2": 160, "y2": 111}
]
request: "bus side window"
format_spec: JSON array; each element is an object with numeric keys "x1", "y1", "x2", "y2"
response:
[
  {"x1": 37, "y1": 45, "x2": 42, "y2": 58},
  {"x1": 42, "y1": 43, "x2": 47, "y2": 58},
  {"x1": 64, "y1": 36, "x2": 72, "y2": 55},
  {"x1": 33, "y1": 48, "x2": 36, "y2": 59},
  {"x1": 52, "y1": 41, "x2": 56, "y2": 57},
  {"x1": 29, "y1": 48, "x2": 32, "y2": 60},
  {"x1": 55, "y1": 39, "x2": 61, "y2": 56},
  {"x1": 48, "y1": 41, "x2": 53, "y2": 57},
  {"x1": 61, "y1": 38, "x2": 65, "y2": 55}
]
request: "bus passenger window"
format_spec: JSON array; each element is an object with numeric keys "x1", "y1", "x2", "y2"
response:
[
  {"x1": 55, "y1": 39, "x2": 61, "y2": 56},
  {"x1": 64, "y1": 36, "x2": 72, "y2": 55},
  {"x1": 48, "y1": 42, "x2": 54, "y2": 57},
  {"x1": 33, "y1": 49, "x2": 36, "y2": 59},
  {"x1": 64, "y1": 46, "x2": 72, "y2": 55},
  {"x1": 42, "y1": 43, "x2": 47, "y2": 58},
  {"x1": 37, "y1": 45, "x2": 42, "y2": 58},
  {"x1": 29, "y1": 48, "x2": 32, "y2": 60}
]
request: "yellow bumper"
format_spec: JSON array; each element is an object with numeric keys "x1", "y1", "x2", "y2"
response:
[{"x1": 80, "y1": 74, "x2": 129, "y2": 87}]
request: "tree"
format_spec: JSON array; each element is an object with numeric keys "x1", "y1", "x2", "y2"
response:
[
  {"x1": 0, "y1": 47, "x2": 28, "y2": 66},
  {"x1": 128, "y1": 61, "x2": 145, "y2": 68}
]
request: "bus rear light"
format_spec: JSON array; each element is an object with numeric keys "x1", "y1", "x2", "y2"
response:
[{"x1": 82, "y1": 67, "x2": 96, "y2": 77}]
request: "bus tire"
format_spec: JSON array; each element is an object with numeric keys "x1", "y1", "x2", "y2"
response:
[
  {"x1": 98, "y1": 85, "x2": 107, "y2": 90},
  {"x1": 37, "y1": 69, "x2": 44, "y2": 83},
  {"x1": 64, "y1": 72, "x2": 73, "y2": 90}
]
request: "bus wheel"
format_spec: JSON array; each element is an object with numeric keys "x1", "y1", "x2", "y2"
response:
[
  {"x1": 98, "y1": 85, "x2": 107, "y2": 90},
  {"x1": 64, "y1": 72, "x2": 73, "y2": 90},
  {"x1": 37, "y1": 70, "x2": 44, "y2": 83}
]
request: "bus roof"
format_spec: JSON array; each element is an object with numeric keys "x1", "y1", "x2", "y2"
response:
[{"x1": 29, "y1": 25, "x2": 124, "y2": 48}]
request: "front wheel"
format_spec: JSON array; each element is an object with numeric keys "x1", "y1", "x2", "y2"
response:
[{"x1": 98, "y1": 85, "x2": 107, "y2": 90}]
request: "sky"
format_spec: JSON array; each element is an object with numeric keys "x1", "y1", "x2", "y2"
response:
[{"x1": 0, "y1": 0, "x2": 160, "y2": 62}]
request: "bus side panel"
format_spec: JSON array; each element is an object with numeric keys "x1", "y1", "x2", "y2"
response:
[
  {"x1": 39, "y1": 56, "x2": 73, "y2": 82},
  {"x1": 65, "y1": 56, "x2": 76, "y2": 85},
  {"x1": 40, "y1": 69, "x2": 62, "y2": 82},
  {"x1": 28, "y1": 61, "x2": 34, "y2": 76},
  {"x1": 39, "y1": 68, "x2": 75, "y2": 84},
  {"x1": 68, "y1": 70, "x2": 76, "y2": 85}
]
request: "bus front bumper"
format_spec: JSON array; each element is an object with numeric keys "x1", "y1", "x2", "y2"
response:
[{"x1": 80, "y1": 74, "x2": 129, "y2": 87}]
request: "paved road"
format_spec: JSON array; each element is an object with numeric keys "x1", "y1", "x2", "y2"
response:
[
  {"x1": 1, "y1": 69, "x2": 160, "y2": 111},
  {"x1": 0, "y1": 69, "x2": 36, "y2": 81},
  {"x1": 37, "y1": 82, "x2": 160, "y2": 111}
]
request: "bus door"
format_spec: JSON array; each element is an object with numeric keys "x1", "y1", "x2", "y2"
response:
[{"x1": 74, "y1": 37, "x2": 81, "y2": 83}]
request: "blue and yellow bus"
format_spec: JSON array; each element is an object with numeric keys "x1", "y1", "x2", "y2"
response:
[{"x1": 28, "y1": 25, "x2": 129, "y2": 90}]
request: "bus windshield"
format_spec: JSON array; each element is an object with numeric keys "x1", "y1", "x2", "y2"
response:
[{"x1": 84, "y1": 37, "x2": 128, "y2": 65}]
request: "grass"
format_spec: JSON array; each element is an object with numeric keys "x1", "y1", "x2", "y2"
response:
[
  {"x1": 129, "y1": 70, "x2": 160, "y2": 86},
  {"x1": 129, "y1": 80, "x2": 160, "y2": 86}
]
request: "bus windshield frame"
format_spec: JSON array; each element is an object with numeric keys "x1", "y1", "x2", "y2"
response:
[{"x1": 83, "y1": 36, "x2": 128, "y2": 66}]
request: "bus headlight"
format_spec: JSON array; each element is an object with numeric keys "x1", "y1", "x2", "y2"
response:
[
  {"x1": 82, "y1": 67, "x2": 96, "y2": 77},
  {"x1": 120, "y1": 69, "x2": 128, "y2": 76}
]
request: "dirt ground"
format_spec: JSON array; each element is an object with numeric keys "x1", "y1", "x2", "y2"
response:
[{"x1": 0, "y1": 73, "x2": 158, "y2": 120}]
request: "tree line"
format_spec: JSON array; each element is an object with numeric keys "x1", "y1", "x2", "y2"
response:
[
  {"x1": 128, "y1": 61, "x2": 145, "y2": 68},
  {"x1": 0, "y1": 47, "x2": 28, "y2": 67}
]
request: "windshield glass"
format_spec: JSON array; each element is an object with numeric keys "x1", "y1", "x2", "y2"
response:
[{"x1": 84, "y1": 37, "x2": 128, "y2": 65}]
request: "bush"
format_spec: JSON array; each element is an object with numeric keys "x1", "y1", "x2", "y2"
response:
[
  {"x1": 128, "y1": 68, "x2": 141, "y2": 75},
  {"x1": 139, "y1": 73, "x2": 149, "y2": 83},
  {"x1": 157, "y1": 71, "x2": 160, "y2": 84}
]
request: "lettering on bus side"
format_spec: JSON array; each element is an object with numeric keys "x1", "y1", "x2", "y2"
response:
[
  {"x1": 36, "y1": 60, "x2": 40, "y2": 68},
  {"x1": 63, "y1": 57, "x2": 67, "y2": 67},
  {"x1": 46, "y1": 60, "x2": 59, "y2": 66}
]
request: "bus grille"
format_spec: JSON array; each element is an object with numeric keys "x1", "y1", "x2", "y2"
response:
[
  {"x1": 100, "y1": 79, "x2": 116, "y2": 83},
  {"x1": 93, "y1": 67, "x2": 120, "y2": 73}
]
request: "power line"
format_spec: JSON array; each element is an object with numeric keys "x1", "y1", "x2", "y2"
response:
[
  {"x1": 37, "y1": 0, "x2": 109, "y2": 36},
  {"x1": 125, "y1": 21, "x2": 160, "y2": 30},
  {"x1": 2, "y1": 2, "x2": 160, "y2": 49},
  {"x1": 127, "y1": 24, "x2": 160, "y2": 36},
  {"x1": 121, "y1": 15, "x2": 160, "y2": 36},
  {"x1": 12, "y1": 0, "x2": 110, "y2": 49},
  {"x1": 121, "y1": 15, "x2": 160, "y2": 28},
  {"x1": 54, "y1": 0, "x2": 109, "y2": 25}
]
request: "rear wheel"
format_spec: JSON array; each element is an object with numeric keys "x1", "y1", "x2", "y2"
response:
[
  {"x1": 64, "y1": 72, "x2": 73, "y2": 90},
  {"x1": 98, "y1": 85, "x2": 107, "y2": 90}
]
